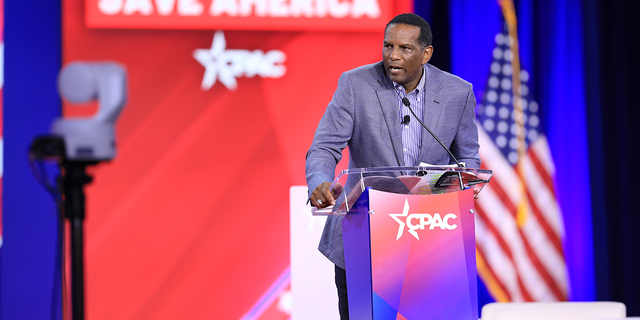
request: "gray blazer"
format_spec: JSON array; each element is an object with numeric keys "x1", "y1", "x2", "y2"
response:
[{"x1": 305, "y1": 62, "x2": 480, "y2": 268}]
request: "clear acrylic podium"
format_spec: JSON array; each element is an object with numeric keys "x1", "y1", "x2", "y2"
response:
[{"x1": 313, "y1": 166, "x2": 492, "y2": 320}]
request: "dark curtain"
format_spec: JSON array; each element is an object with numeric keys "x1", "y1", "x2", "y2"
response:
[{"x1": 585, "y1": 0, "x2": 640, "y2": 316}]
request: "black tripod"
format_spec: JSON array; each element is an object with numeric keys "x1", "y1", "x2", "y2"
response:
[
  {"x1": 61, "y1": 160, "x2": 96, "y2": 320},
  {"x1": 29, "y1": 136, "x2": 100, "y2": 320}
]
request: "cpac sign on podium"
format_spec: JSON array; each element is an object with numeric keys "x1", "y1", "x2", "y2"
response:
[{"x1": 315, "y1": 167, "x2": 492, "y2": 319}]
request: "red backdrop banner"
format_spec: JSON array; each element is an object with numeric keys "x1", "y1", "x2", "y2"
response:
[
  {"x1": 64, "y1": 0, "x2": 411, "y2": 318},
  {"x1": 87, "y1": 0, "x2": 397, "y2": 31}
]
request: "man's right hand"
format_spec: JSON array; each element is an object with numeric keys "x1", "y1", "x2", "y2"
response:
[{"x1": 310, "y1": 182, "x2": 343, "y2": 208}]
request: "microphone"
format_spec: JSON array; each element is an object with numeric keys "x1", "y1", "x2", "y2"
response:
[
  {"x1": 402, "y1": 97, "x2": 463, "y2": 167},
  {"x1": 401, "y1": 115, "x2": 411, "y2": 125}
]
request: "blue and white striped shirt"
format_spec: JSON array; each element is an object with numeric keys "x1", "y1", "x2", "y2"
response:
[{"x1": 392, "y1": 64, "x2": 427, "y2": 167}]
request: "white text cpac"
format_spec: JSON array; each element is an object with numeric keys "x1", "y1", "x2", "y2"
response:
[{"x1": 407, "y1": 213, "x2": 458, "y2": 231}]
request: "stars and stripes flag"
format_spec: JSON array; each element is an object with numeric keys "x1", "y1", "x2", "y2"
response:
[{"x1": 474, "y1": 1, "x2": 568, "y2": 302}]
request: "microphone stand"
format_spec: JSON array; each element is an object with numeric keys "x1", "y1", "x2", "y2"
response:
[{"x1": 402, "y1": 98, "x2": 466, "y2": 191}]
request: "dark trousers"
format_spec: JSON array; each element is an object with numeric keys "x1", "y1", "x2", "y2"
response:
[{"x1": 335, "y1": 265, "x2": 349, "y2": 320}]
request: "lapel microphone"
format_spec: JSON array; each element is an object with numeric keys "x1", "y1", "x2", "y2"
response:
[
  {"x1": 401, "y1": 115, "x2": 411, "y2": 125},
  {"x1": 402, "y1": 97, "x2": 464, "y2": 168}
]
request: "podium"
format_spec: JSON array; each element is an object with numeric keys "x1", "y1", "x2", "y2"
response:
[{"x1": 313, "y1": 166, "x2": 492, "y2": 320}]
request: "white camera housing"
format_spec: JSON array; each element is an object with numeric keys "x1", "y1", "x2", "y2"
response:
[{"x1": 52, "y1": 62, "x2": 127, "y2": 161}]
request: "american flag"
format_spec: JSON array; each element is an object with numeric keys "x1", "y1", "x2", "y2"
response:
[{"x1": 474, "y1": 21, "x2": 568, "y2": 301}]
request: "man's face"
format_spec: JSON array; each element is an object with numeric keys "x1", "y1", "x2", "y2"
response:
[{"x1": 383, "y1": 23, "x2": 433, "y2": 92}]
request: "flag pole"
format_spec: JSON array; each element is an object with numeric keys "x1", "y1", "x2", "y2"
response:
[{"x1": 499, "y1": 0, "x2": 529, "y2": 227}]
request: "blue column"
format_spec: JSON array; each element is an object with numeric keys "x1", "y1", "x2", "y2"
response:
[
  {"x1": 1, "y1": 1, "x2": 63, "y2": 319},
  {"x1": 535, "y1": 0, "x2": 594, "y2": 301}
]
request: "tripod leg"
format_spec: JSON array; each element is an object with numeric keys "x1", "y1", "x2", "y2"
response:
[
  {"x1": 71, "y1": 217, "x2": 85, "y2": 320},
  {"x1": 63, "y1": 161, "x2": 93, "y2": 320}
]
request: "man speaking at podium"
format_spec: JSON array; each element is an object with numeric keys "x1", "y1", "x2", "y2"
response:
[{"x1": 305, "y1": 13, "x2": 480, "y2": 319}]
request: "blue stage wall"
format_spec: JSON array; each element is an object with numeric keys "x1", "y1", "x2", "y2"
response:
[{"x1": 1, "y1": 1, "x2": 63, "y2": 319}]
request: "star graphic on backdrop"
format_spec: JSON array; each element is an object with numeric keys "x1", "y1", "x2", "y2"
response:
[{"x1": 193, "y1": 30, "x2": 239, "y2": 91}]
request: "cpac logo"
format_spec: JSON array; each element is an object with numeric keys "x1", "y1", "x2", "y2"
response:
[
  {"x1": 389, "y1": 199, "x2": 458, "y2": 241},
  {"x1": 193, "y1": 30, "x2": 286, "y2": 90}
]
